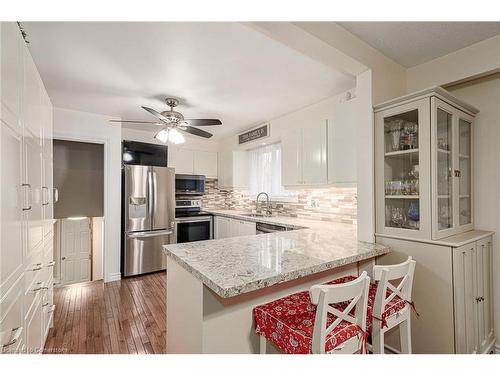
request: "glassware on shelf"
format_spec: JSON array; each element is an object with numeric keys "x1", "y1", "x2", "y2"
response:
[
  {"x1": 407, "y1": 202, "x2": 419, "y2": 221},
  {"x1": 401, "y1": 121, "x2": 419, "y2": 150},
  {"x1": 389, "y1": 120, "x2": 404, "y2": 151}
]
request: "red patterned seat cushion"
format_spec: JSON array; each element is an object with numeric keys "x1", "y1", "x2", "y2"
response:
[
  {"x1": 326, "y1": 275, "x2": 408, "y2": 332},
  {"x1": 254, "y1": 288, "x2": 363, "y2": 354}
]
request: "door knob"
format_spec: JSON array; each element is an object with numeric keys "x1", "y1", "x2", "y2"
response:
[{"x1": 62, "y1": 257, "x2": 66, "y2": 260}]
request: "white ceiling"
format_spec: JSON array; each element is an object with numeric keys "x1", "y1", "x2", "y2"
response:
[
  {"x1": 338, "y1": 22, "x2": 500, "y2": 68},
  {"x1": 23, "y1": 22, "x2": 355, "y2": 140}
]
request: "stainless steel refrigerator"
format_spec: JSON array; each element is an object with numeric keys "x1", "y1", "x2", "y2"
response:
[{"x1": 123, "y1": 165, "x2": 175, "y2": 277}]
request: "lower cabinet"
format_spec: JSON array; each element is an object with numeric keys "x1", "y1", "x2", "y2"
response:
[
  {"x1": 376, "y1": 232, "x2": 495, "y2": 354},
  {"x1": 214, "y1": 216, "x2": 256, "y2": 239},
  {"x1": 452, "y1": 237, "x2": 494, "y2": 354}
]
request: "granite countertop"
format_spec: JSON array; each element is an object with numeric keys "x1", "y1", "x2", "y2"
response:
[{"x1": 163, "y1": 210, "x2": 390, "y2": 298}]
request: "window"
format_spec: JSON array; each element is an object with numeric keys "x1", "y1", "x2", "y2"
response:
[{"x1": 247, "y1": 143, "x2": 297, "y2": 202}]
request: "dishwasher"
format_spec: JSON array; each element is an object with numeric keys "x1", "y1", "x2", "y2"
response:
[{"x1": 256, "y1": 222, "x2": 292, "y2": 234}]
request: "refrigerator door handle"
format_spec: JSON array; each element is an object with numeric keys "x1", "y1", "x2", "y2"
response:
[
  {"x1": 147, "y1": 169, "x2": 154, "y2": 226},
  {"x1": 127, "y1": 230, "x2": 173, "y2": 239},
  {"x1": 152, "y1": 170, "x2": 158, "y2": 228}
]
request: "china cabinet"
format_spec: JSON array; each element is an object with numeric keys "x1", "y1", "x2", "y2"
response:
[
  {"x1": 1, "y1": 22, "x2": 54, "y2": 354},
  {"x1": 375, "y1": 87, "x2": 494, "y2": 354},
  {"x1": 375, "y1": 87, "x2": 478, "y2": 241}
]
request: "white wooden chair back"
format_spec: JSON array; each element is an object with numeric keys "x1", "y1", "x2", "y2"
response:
[
  {"x1": 372, "y1": 257, "x2": 416, "y2": 323},
  {"x1": 309, "y1": 272, "x2": 370, "y2": 354}
]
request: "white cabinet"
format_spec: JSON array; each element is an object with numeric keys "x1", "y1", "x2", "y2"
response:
[
  {"x1": 281, "y1": 120, "x2": 327, "y2": 187},
  {"x1": 218, "y1": 150, "x2": 248, "y2": 190},
  {"x1": 376, "y1": 233, "x2": 495, "y2": 354},
  {"x1": 170, "y1": 148, "x2": 194, "y2": 174},
  {"x1": 0, "y1": 22, "x2": 54, "y2": 354},
  {"x1": 375, "y1": 87, "x2": 478, "y2": 241},
  {"x1": 453, "y1": 237, "x2": 495, "y2": 354},
  {"x1": 169, "y1": 147, "x2": 218, "y2": 178},
  {"x1": 1, "y1": 22, "x2": 23, "y2": 132},
  {"x1": 193, "y1": 150, "x2": 218, "y2": 178},
  {"x1": 214, "y1": 216, "x2": 256, "y2": 239},
  {"x1": 214, "y1": 216, "x2": 231, "y2": 239},
  {"x1": 451, "y1": 236, "x2": 495, "y2": 354},
  {"x1": 327, "y1": 118, "x2": 356, "y2": 184}
]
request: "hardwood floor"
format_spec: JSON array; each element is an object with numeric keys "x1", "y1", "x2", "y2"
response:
[{"x1": 43, "y1": 272, "x2": 166, "y2": 354}]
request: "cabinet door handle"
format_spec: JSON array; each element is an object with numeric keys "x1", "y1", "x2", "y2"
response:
[
  {"x1": 454, "y1": 169, "x2": 461, "y2": 177},
  {"x1": 46, "y1": 261, "x2": 55, "y2": 267},
  {"x1": 22, "y1": 183, "x2": 32, "y2": 211},
  {"x1": 53, "y1": 187, "x2": 59, "y2": 203},
  {"x1": 42, "y1": 186, "x2": 49, "y2": 205},
  {"x1": 2, "y1": 327, "x2": 23, "y2": 348}
]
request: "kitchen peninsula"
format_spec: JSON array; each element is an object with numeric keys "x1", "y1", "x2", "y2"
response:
[{"x1": 163, "y1": 212, "x2": 390, "y2": 354}]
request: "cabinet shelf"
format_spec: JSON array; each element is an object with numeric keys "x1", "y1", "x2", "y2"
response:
[
  {"x1": 438, "y1": 195, "x2": 450, "y2": 199},
  {"x1": 385, "y1": 195, "x2": 419, "y2": 199},
  {"x1": 385, "y1": 149, "x2": 419, "y2": 157},
  {"x1": 459, "y1": 154, "x2": 470, "y2": 159},
  {"x1": 459, "y1": 195, "x2": 470, "y2": 199},
  {"x1": 438, "y1": 148, "x2": 450, "y2": 154}
]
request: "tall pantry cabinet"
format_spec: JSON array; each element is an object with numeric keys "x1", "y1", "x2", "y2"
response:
[
  {"x1": 374, "y1": 87, "x2": 495, "y2": 353},
  {"x1": 1, "y1": 22, "x2": 55, "y2": 353}
]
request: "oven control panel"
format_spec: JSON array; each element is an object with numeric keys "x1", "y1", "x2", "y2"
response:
[{"x1": 175, "y1": 199, "x2": 201, "y2": 209}]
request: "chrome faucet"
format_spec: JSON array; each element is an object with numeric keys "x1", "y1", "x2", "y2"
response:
[{"x1": 256, "y1": 192, "x2": 271, "y2": 216}]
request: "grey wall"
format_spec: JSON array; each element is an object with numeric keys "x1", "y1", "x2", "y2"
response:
[{"x1": 53, "y1": 140, "x2": 104, "y2": 218}]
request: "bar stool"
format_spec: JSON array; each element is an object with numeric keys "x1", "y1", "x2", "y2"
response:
[
  {"x1": 325, "y1": 257, "x2": 417, "y2": 354},
  {"x1": 254, "y1": 272, "x2": 370, "y2": 354},
  {"x1": 371, "y1": 257, "x2": 416, "y2": 354}
]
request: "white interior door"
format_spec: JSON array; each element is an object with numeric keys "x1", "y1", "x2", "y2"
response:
[{"x1": 60, "y1": 218, "x2": 90, "y2": 285}]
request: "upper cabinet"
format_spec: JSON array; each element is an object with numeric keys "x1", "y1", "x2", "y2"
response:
[
  {"x1": 282, "y1": 120, "x2": 327, "y2": 187},
  {"x1": 193, "y1": 150, "x2": 218, "y2": 178},
  {"x1": 169, "y1": 147, "x2": 218, "y2": 178},
  {"x1": 218, "y1": 150, "x2": 247, "y2": 190},
  {"x1": 1, "y1": 22, "x2": 24, "y2": 132},
  {"x1": 375, "y1": 87, "x2": 478, "y2": 240}
]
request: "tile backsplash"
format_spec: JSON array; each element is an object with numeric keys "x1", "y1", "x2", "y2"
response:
[{"x1": 201, "y1": 179, "x2": 357, "y2": 224}]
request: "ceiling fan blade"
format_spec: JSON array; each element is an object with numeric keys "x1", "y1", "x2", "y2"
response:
[
  {"x1": 179, "y1": 126, "x2": 213, "y2": 138},
  {"x1": 109, "y1": 119, "x2": 163, "y2": 125},
  {"x1": 183, "y1": 119, "x2": 222, "y2": 126},
  {"x1": 142, "y1": 106, "x2": 170, "y2": 123}
]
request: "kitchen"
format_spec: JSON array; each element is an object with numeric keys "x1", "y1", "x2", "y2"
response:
[{"x1": 0, "y1": 14, "x2": 499, "y2": 365}]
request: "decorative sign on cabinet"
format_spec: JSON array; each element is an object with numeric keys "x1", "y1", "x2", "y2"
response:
[{"x1": 1, "y1": 22, "x2": 55, "y2": 354}]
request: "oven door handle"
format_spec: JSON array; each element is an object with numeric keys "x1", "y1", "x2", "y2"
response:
[{"x1": 128, "y1": 230, "x2": 173, "y2": 239}]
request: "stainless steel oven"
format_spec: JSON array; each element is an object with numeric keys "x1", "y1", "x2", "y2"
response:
[{"x1": 175, "y1": 216, "x2": 213, "y2": 243}]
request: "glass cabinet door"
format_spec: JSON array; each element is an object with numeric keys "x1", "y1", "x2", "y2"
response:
[
  {"x1": 458, "y1": 118, "x2": 472, "y2": 226},
  {"x1": 383, "y1": 109, "x2": 420, "y2": 230},
  {"x1": 436, "y1": 108, "x2": 453, "y2": 230}
]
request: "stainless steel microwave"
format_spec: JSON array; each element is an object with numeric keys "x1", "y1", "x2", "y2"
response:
[{"x1": 175, "y1": 174, "x2": 205, "y2": 195}]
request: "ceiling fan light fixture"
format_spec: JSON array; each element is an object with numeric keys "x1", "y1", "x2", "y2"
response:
[{"x1": 154, "y1": 127, "x2": 185, "y2": 145}]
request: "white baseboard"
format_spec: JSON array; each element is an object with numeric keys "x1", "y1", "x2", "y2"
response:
[{"x1": 106, "y1": 272, "x2": 121, "y2": 282}]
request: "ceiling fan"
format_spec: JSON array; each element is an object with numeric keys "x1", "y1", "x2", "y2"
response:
[{"x1": 110, "y1": 98, "x2": 222, "y2": 144}]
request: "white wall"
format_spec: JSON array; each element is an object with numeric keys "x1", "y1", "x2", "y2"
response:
[
  {"x1": 53, "y1": 107, "x2": 122, "y2": 282},
  {"x1": 446, "y1": 75, "x2": 500, "y2": 345},
  {"x1": 407, "y1": 34, "x2": 500, "y2": 92},
  {"x1": 355, "y1": 70, "x2": 375, "y2": 242},
  {"x1": 295, "y1": 23, "x2": 407, "y2": 104}
]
